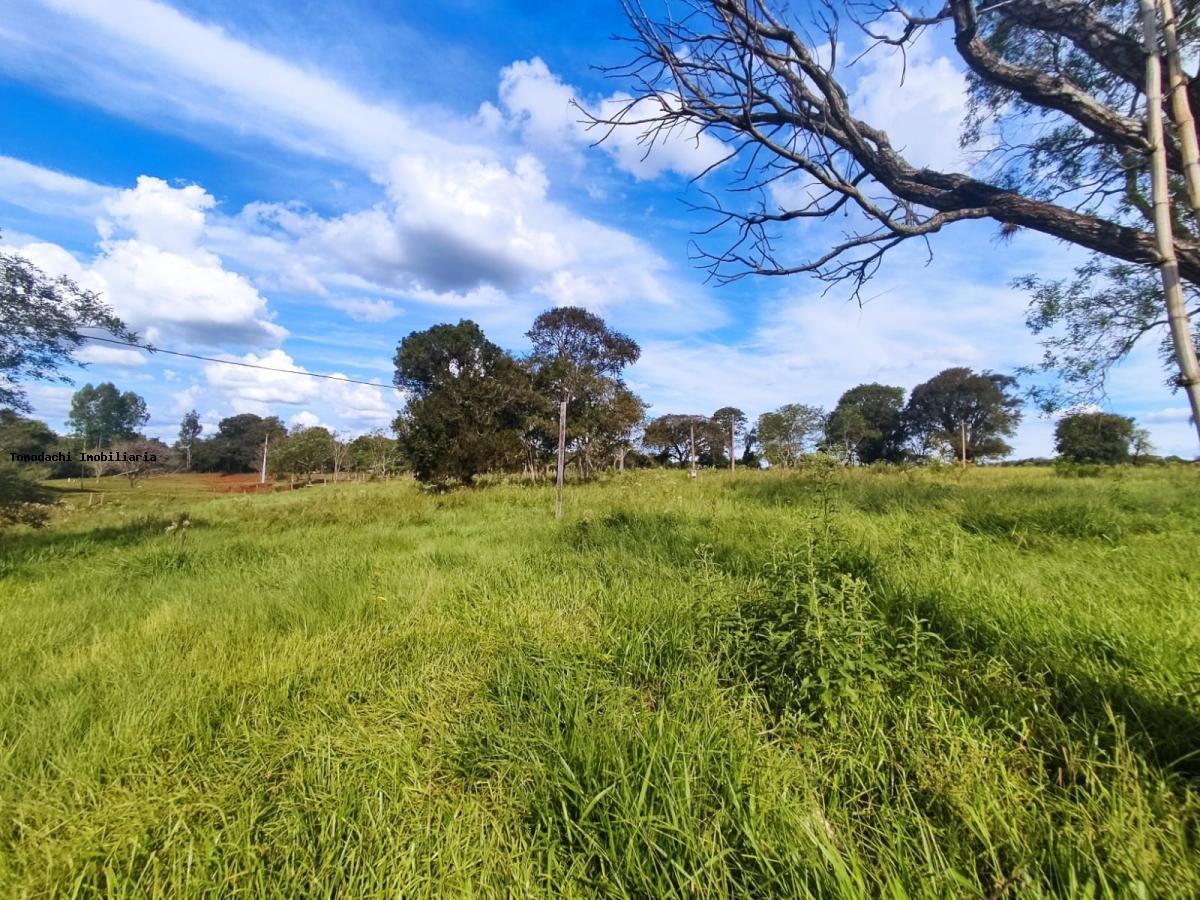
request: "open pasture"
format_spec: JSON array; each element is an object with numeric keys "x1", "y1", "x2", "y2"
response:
[{"x1": 1, "y1": 466, "x2": 1197, "y2": 897}]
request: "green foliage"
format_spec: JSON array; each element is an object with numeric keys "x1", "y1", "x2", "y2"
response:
[
  {"x1": 2, "y1": 467, "x2": 1198, "y2": 895},
  {"x1": 0, "y1": 407, "x2": 57, "y2": 458},
  {"x1": 269, "y1": 426, "x2": 334, "y2": 479},
  {"x1": 526, "y1": 306, "x2": 640, "y2": 399},
  {"x1": 642, "y1": 413, "x2": 724, "y2": 465},
  {"x1": 192, "y1": 413, "x2": 286, "y2": 474},
  {"x1": 755, "y1": 403, "x2": 825, "y2": 467},
  {"x1": 0, "y1": 243, "x2": 136, "y2": 412},
  {"x1": 1055, "y1": 411, "x2": 1137, "y2": 463},
  {"x1": 824, "y1": 383, "x2": 906, "y2": 463},
  {"x1": 66, "y1": 382, "x2": 149, "y2": 447},
  {"x1": 394, "y1": 320, "x2": 537, "y2": 484},
  {"x1": 348, "y1": 431, "x2": 402, "y2": 478},
  {"x1": 1016, "y1": 256, "x2": 1195, "y2": 408},
  {"x1": 904, "y1": 367, "x2": 1022, "y2": 461}
]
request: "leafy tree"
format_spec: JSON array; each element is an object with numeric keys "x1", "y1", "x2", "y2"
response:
[
  {"x1": 196, "y1": 413, "x2": 286, "y2": 474},
  {"x1": 269, "y1": 426, "x2": 334, "y2": 481},
  {"x1": 348, "y1": 431, "x2": 401, "y2": 479},
  {"x1": 0, "y1": 408, "x2": 58, "y2": 458},
  {"x1": 0, "y1": 409, "x2": 59, "y2": 527},
  {"x1": 1131, "y1": 426, "x2": 1155, "y2": 463},
  {"x1": 527, "y1": 307, "x2": 640, "y2": 516},
  {"x1": 824, "y1": 384, "x2": 907, "y2": 464},
  {"x1": 572, "y1": 384, "x2": 647, "y2": 476},
  {"x1": 394, "y1": 320, "x2": 536, "y2": 485},
  {"x1": 598, "y1": 0, "x2": 1200, "y2": 445},
  {"x1": 67, "y1": 382, "x2": 148, "y2": 448},
  {"x1": 1016, "y1": 258, "x2": 1197, "y2": 409},
  {"x1": 642, "y1": 414, "x2": 724, "y2": 466},
  {"x1": 904, "y1": 368, "x2": 1022, "y2": 462},
  {"x1": 1, "y1": 242, "x2": 136, "y2": 413},
  {"x1": 177, "y1": 409, "x2": 202, "y2": 470},
  {"x1": 756, "y1": 404, "x2": 826, "y2": 468},
  {"x1": 1054, "y1": 411, "x2": 1136, "y2": 464},
  {"x1": 711, "y1": 406, "x2": 748, "y2": 471}
]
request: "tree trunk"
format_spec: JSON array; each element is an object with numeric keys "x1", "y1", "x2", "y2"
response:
[
  {"x1": 1141, "y1": 0, "x2": 1200, "y2": 444},
  {"x1": 555, "y1": 395, "x2": 567, "y2": 518},
  {"x1": 1160, "y1": 0, "x2": 1200, "y2": 218}
]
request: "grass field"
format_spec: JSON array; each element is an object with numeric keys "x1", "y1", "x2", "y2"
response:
[{"x1": 1, "y1": 466, "x2": 1197, "y2": 897}]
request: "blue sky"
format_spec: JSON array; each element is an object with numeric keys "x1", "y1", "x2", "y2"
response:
[{"x1": 1, "y1": 0, "x2": 1196, "y2": 457}]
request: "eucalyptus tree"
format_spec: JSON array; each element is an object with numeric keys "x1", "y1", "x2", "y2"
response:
[
  {"x1": 177, "y1": 409, "x2": 202, "y2": 470},
  {"x1": 67, "y1": 382, "x2": 148, "y2": 448},
  {"x1": 527, "y1": 307, "x2": 640, "y2": 516},
  {"x1": 756, "y1": 404, "x2": 825, "y2": 468},
  {"x1": 711, "y1": 406, "x2": 747, "y2": 471}
]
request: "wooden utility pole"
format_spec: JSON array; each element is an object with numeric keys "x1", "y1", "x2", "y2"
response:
[
  {"x1": 729, "y1": 419, "x2": 736, "y2": 473},
  {"x1": 1140, "y1": 0, "x2": 1200, "y2": 444},
  {"x1": 690, "y1": 422, "x2": 698, "y2": 478},
  {"x1": 960, "y1": 420, "x2": 968, "y2": 468},
  {"x1": 260, "y1": 432, "x2": 269, "y2": 485},
  {"x1": 555, "y1": 395, "x2": 567, "y2": 518}
]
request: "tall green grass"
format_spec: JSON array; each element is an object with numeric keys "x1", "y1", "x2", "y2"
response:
[{"x1": 0, "y1": 467, "x2": 1197, "y2": 896}]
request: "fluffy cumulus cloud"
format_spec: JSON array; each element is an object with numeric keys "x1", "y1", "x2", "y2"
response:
[
  {"x1": 492, "y1": 57, "x2": 727, "y2": 180},
  {"x1": 229, "y1": 153, "x2": 717, "y2": 332},
  {"x1": 202, "y1": 349, "x2": 397, "y2": 429},
  {"x1": 5, "y1": 176, "x2": 286, "y2": 349}
]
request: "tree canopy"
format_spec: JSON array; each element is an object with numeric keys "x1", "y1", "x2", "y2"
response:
[
  {"x1": 67, "y1": 382, "x2": 149, "y2": 447},
  {"x1": 824, "y1": 384, "x2": 906, "y2": 463},
  {"x1": 904, "y1": 368, "x2": 1022, "y2": 461},
  {"x1": 394, "y1": 320, "x2": 537, "y2": 484},
  {"x1": 1055, "y1": 410, "x2": 1137, "y2": 463},
  {"x1": 2, "y1": 244, "x2": 137, "y2": 414},
  {"x1": 756, "y1": 404, "x2": 825, "y2": 468}
]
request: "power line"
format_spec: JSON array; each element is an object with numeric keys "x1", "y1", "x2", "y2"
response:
[{"x1": 79, "y1": 334, "x2": 395, "y2": 390}]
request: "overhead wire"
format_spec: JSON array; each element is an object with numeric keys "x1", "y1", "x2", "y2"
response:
[{"x1": 78, "y1": 333, "x2": 395, "y2": 390}]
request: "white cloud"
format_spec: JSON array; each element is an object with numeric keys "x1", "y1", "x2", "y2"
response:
[
  {"x1": 4, "y1": 176, "x2": 287, "y2": 348},
  {"x1": 1, "y1": 0, "x2": 469, "y2": 172},
  {"x1": 72, "y1": 344, "x2": 146, "y2": 367},
  {"x1": 495, "y1": 57, "x2": 727, "y2": 180},
  {"x1": 202, "y1": 349, "x2": 398, "y2": 431},
  {"x1": 1142, "y1": 406, "x2": 1193, "y2": 424},
  {"x1": 331, "y1": 298, "x2": 404, "y2": 322},
  {"x1": 0, "y1": 154, "x2": 115, "y2": 219},
  {"x1": 849, "y1": 38, "x2": 976, "y2": 172},
  {"x1": 290, "y1": 410, "x2": 324, "y2": 430},
  {"x1": 100, "y1": 175, "x2": 213, "y2": 254}
]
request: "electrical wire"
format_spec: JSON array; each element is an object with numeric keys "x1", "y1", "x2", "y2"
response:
[{"x1": 79, "y1": 333, "x2": 394, "y2": 390}]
